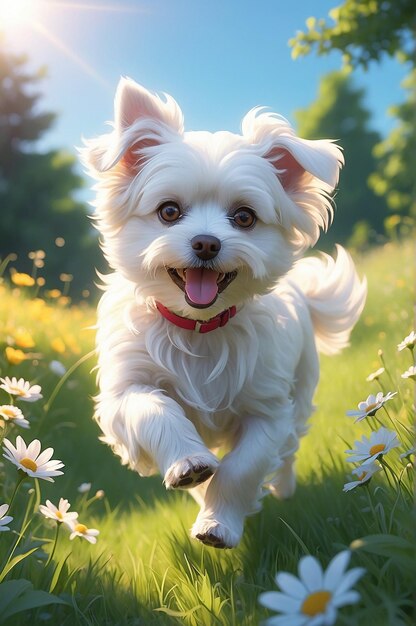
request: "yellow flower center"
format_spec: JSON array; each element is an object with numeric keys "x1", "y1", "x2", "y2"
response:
[
  {"x1": 1, "y1": 408, "x2": 16, "y2": 418},
  {"x1": 301, "y1": 590, "x2": 332, "y2": 616},
  {"x1": 366, "y1": 402, "x2": 378, "y2": 413},
  {"x1": 10, "y1": 386, "x2": 26, "y2": 396},
  {"x1": 74, "y1": 523, "x2": 88, "y2": 534},
  {"x1": 357, "y1": 471, "x2": 368, "y2": 482},
  {"x1": 20, "y1": 457, "x2": 37, "y2": 472},
  {"x1": 369, "y1": 443, "x2": 386, "y2": 456},
  {"x1": 56, "y1": 511, "x2": 63, "y2": 520}
]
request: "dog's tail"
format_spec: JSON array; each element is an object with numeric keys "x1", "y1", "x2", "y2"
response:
[{"x1": 288, "y1": 245, "x2": 367, "y2": 355}]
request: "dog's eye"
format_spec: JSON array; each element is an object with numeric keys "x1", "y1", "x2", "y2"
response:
[
  {"x1": 231, "y1": 208, "x2": 257, "y2": 229},
  {"x1": 158, "y1": 202, "x2": 182, "y2": 223}
]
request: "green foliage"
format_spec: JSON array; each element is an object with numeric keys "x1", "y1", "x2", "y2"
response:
[
  {"x1": 0, "y1": 579, "x2": 68, "y2": 621},
  {"x1": 295, "y1": 70, "x2": 388, "y2": 248},
  {"x1": 369, "y1": 69, "x2": 416, "y2": 220},
  {"x1": 0, "y1": 39, "x2": 102, "y2": 298},
  {"x1": 289, "y1": 0, "x2": 416, "y2": 232},
  {"x1": 289, "y1": 0, "x2": 415, "y2": 67}
]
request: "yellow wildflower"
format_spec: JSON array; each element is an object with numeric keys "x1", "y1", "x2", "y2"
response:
[
  {"x1": 46, "y1": 289, "x2": 62, "y2": 298},
  {"x1": 51, "y1": 338, "x2": 66, "y2": 354},
  {"x1": 5, "y1": 347, "x2": 29, "y2": 365},
  {"x1": 14, "y1": 329, "x2": 35, "y2": 349},
  {"x1": 11, "y1": 273, "x2": 35, "y2": 287}
]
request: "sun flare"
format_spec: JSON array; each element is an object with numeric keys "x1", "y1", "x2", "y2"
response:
[{"x1": 0, "y1": 0, "x2": 38, "y2": 28}]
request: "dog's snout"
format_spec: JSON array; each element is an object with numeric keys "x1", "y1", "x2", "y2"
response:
[{"x1": 191, "y1": 235, "x2": 221, "y2": 260}]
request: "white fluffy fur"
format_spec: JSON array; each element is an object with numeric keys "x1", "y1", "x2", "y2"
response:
[{"x1": 81, "y1": 78, "x2": 367, "y2": 548}]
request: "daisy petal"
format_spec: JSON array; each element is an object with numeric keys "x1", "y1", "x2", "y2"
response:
[
  {"x1": 298, "y1": 556, "x2": 324, "y2": 591},
  {"x1": 276, "y1": 572, "x2": 307, "y2": 599},
  {"x1": 332, "y1": 590, "x2": 361, "y2": 607},
  {"x1": 3, "y1": 438, "x2": 18, "y2": 456},
  {"x1": 323, "y1": 551, "x2": 351, "y2": 590},
  {"x1": 27, "y1": 438, "x2": 41, "y2": 459},
  {"x1": 322, "y1": 605, "x2": 338, "y2": 625},
  {"x1": 334, "y1": 567, "x2": 365, "y2": 596},
  {"x1": 16, "y1": 435, "x2": 26, "y2": 455},
  {"x1": 35, "y1": 447, "x2": 54, "y2": 466},
  {"x1": 265, "y1": 614, "x2": 309, "y2": 626},
  {"x1": 36, "y1": 470, "x2": 64, "y2": 479},
  {"x1": 259, "y1": 591, "x2": 301, "y2": 614}
]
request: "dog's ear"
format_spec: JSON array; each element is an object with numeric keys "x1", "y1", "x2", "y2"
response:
[
  {"x1": 242, "y1": 108, "x2": 344, "y2": 248},
  {"x1": 81, "y1": 78, "x2": 184, "y2": 174}
]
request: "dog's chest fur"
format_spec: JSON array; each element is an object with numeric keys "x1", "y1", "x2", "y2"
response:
[{"x1": 125, "y1": 289, "x2": 302, "y2": 418}]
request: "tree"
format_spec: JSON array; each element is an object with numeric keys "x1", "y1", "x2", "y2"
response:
[
  {"x1": 0, "y1": 38, "x2": 101, "y2": 298},
  {"x1": 289, "y1": 0, "x2": 416, "y2": 227},
  {"x1": 368, "y1": 69, "x2": 416, "y2": 222},
  {"x1": 289, "y1": 0, "x2": 415, "y2": 67},
  {"x1": 295, "y1": 70, "x2": 388, "y2": 249}
]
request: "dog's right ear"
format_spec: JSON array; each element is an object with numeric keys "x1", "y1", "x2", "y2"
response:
[{"x1": 81, "y1": 78, "x2": 184, "y2": 174}]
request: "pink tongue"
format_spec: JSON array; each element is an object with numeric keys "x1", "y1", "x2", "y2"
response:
[{"x1": 185, "y1": 268, "x2": 219, "y2": 305}]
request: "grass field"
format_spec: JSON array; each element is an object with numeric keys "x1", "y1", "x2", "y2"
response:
[{"x1": 0, "y1": 239, "x2": 414, "y2": 625}]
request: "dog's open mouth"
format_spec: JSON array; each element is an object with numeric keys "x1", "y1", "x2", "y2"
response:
[{"x1": 167, "y1": 267, "x2": 238, "y2": 309}]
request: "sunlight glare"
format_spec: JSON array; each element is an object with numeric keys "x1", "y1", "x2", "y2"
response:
[{"x1": 0, "y1": 0, "x2": 38, "y2": 28}]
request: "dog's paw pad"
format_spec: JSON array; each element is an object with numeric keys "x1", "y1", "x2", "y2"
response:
[
  {"x1": 191, "y1": 519, "x2": 241, "y2": 549},
  {"x1": 195, "y1": 531, "x2": 227, "y2": 549},
  {"x1": 171, "y1": 464, "x2": 214, "y2": 489},
  {"x1": 164, "y1": 455, "x2": 218, "y2": 490}
]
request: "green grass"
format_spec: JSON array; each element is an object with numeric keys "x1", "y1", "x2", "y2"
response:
[{"x1": 0, "y1": 239, "x2": 414, "y2": 625}]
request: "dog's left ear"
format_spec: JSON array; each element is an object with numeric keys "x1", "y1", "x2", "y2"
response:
[
  {"x1": 81, "y1": 78, "x2": 184, "y2": 174},
  {"x1": 242, "y1": 109, "x2": 344, "y2": 248}
]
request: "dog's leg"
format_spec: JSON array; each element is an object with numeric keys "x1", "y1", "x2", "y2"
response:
[
  {"x1": 266, "y1": 454, "x2": 297, "y2": 499},
  {"x1": 191, "y1": 408, "x2": 295, "y2": 548},
  {"x1": 99, "y1": 385, "x2": 219, "y2": 489}
]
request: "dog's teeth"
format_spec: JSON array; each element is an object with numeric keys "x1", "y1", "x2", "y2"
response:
[
  {"x1": 217, "y1": 273, "x2": 225, "y2": 283},
  {"x1": 177, "y1": 269, "x2": 186, "y2": 281}
]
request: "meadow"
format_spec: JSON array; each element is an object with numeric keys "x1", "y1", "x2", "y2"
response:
[{"x1": 0, "y1": 239, "x2": 414, "y2": 626}]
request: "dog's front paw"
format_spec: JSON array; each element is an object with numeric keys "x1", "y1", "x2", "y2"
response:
[
  {"x1": 191, "y1": 518, "x2": 241, "y2": 549},
  {"x1": 164, "y1": 454, "x2": 219, "y2": 490}
]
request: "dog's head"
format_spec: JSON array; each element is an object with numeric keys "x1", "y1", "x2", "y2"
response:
[{"x1": 81, "y1": 78, "x2": 343, "y2": 319}]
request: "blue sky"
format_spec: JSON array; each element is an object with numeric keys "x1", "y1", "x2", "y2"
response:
[{"x1": 4, "y1": 0, "x2": 410, "y2": 160}]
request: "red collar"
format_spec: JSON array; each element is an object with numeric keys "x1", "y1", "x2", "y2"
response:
[{"x1": 156, "y1": 301, "x2": 237, "y2": 333}]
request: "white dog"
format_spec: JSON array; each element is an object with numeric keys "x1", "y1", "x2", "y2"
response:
[{"x1": 81, "y1": 78, "x2": 366, "y2": 549}]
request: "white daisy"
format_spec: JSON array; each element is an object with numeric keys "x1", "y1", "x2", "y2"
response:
[
  {"x1": 0, "y1": 405, "x2": 30, "y2": 428},
  {"x1": 343, "y1": 463, "x2": 382, "y2": 492},
  {"x1": 39, "y1": 498, "x2": 78, "y2": 525},
  {"x1": 49, "y1": 360, "x2": 67, "y2": 377},
  {"x1": 67, "y1": 520, "x2": 100, "y2": 544},
  {"x1": 0, "y1": 377, "x2": 43, "y2": 402},
  {"x1": 401, "y1": 365, "x2": 416, "y2": 381},
  {"x1": 346, "y1": 392, "x2": 397, "y2": 422},
  {"x1": 345, "y1": 427, "x2": 400, "y2": 466},
  {"x1": 3, "y1": 435, "x2": 64, "y2": 482},
  {"x1": 259, "y1": 550, "x2": 365, "y2": 626},
  {"x1": 397, "y1": 331, "x2": 416, "y2": 352},
  {"x1": 365, "y1": 367, "x2": 384, "y2": 382},
  {"x1": 77, "y1": 482, "x2": 91, "y2": 493},
  {"x1": 0, "y1": 503, "x2": 13, "y2": 531}
]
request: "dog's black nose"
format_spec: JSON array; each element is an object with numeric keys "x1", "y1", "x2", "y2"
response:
[{"x1": 191, "y1": 235, "x2": 221, "y2": 260}]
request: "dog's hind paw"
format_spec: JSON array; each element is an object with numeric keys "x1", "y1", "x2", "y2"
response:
[
  {"x1": 164, "y1": 454, "x2": 219, "y2": 490},
  {"x1": 195, "y1": 530, "x2": 227, "y2": 549},
  {"x1": 191, "y1": 519, "x2": 241, "y2": 549}
]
